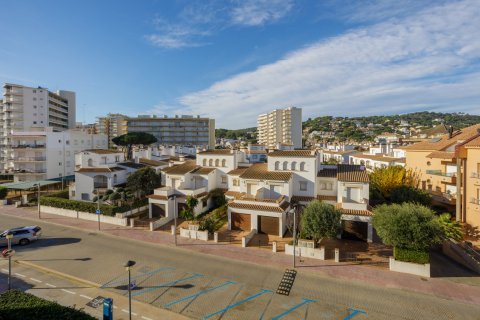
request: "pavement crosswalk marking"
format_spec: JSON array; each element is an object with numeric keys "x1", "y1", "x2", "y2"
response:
[
  {"x1": 142, "y1": 316, "x2": 153, "y2": 320},
  {"x1": 30, "y1": 278, "x2": 42, "y2": 283},
  {"x1": 80, "y1": 294, "x2": 93, "y2": 300},
  {"x1": 15, "y1": 272, "x2": 26, "y2": 278},
  {"x1": 61, "y1": 289, "x2": 76, "y2": 295},
  {"x1": 121, "y1": 309, "x2": 129, "y2": 314},
  {"x1": 1, "y1": 269, "x2": 8, "y2": 273},
  {"x1": 46, "y1": 283, "x2": 56, "y2": 288}
]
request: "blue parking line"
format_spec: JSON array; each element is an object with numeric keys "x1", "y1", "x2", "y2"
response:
[
  {"x1": 202, "y1": 289, "x2": 273, "y2": 320},
  {"x1": 343, "y1": 308, "x2": 367, "y2": 319},
  {"x1": 131, "y1": 273, "x2": 204, "y2": 297},
  {"x1": 270, "y1": 298, "x2": 316, "y2": 320},
  {"x1": 102, "y1": 266, "x2": 175, "y2": 288},
  {"x1": 164, "y1": 281, "x2": 236, "y2": 308}
]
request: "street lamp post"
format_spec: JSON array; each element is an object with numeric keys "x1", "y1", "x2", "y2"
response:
[
  {"x1": 97, "y1": 188, "x2": 101, "y2": 231},
  {"x1": 34, "y1": 183, "x2": 41, "y2": 219},
  {"x1": 6, "y1": 233, "x2": 13, "y2": 290},
  {"x1": 289, "y1": 203, "x2": 298, "y2": 269},
  {"x1": 168, "y1": 194, "x2": 177, "y2": 246},
  {"x1": 124, "y1": 260, "x2": 136, "y2": 320}
]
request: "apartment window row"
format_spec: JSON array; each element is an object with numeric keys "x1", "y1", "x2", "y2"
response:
[
  {"x1": 274, "y1": 161, "x2": 306, "y2": 171},
  {"x1": 202, "y1": 158, "x2": 227, "y2": 167}
]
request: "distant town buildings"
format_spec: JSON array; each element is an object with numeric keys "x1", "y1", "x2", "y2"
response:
[
  {"x1": 95, "y1": 113, "x2": 128, "y2": 148},
  {"x1": 257, "y1": 107, "x2": 302, "y2": 149},
  {"x1": 124, "y1": 115, "x2": 215, "y2": 149}
]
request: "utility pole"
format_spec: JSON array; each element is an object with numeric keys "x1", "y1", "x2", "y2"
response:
[{"x1": 6, "y1": 233, "x2": 13, "y2": 290}]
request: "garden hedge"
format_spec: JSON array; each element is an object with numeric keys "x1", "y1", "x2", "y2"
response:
[
  {"x1": 40, "y1": 196, "x2": 148, "y2": 216},
  {"x1": 394, "y1": 247, "x2": 430, "y2": 264},
  {"x1": 0, "y1": 289, "x2": 95, "y2": 320}
]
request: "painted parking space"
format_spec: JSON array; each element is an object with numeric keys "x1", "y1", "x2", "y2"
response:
[{"x1": 101, "y1": 264, "x2": 369, "y2": 320}]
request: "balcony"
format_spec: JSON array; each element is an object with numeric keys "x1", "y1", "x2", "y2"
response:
[
  {"x1": 13, "y1": 157, "x2": 46, "y2": 162},
  {"x1": 12, "y1": 144, "x2": 46, "y2": 149},
  {"x1": 14, "y1": 169, "x2": 47, "y2": 175},
  {"x1": 426, "y1": 170, "x2": 457, "y2": 184},
  {"x1": 470, "y1": 198, "x2": 480, "y2": 205},
  {"x1": 471, "y1": 172, "x2": 480, "y2": 179},
  {"x1": 430, "y1": 190, "x2": 456, "y2": 205}
]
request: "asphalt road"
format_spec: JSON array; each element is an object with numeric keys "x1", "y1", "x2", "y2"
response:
[{"x1": 1, "y1": 213, "x2": 480, "y2": 320}]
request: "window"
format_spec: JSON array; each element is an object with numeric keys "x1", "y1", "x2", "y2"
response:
[
  {"x1": 33, "y1": 105, "x2": 37, "y2": 109},
  {"x1": 33, "y1": 90, "x2": 36, "y2": 93},
  {"x1": 33, "y1": 121, "x2": 37, "y2": 124},
  {"x1": 66, "y1": 140, "x2": 70, "y2": 145},
  {"x1": 202, "y1": 199, "x2": 207, "y2": 207},
  {"x1": 291, "y1": 161, "x2": 297, "y2": 171},
  {"x1": 66, "y1": 161, "x2": 71, "y2": 167},
  {"x1": 33, "y1": 97, "x2": 37, "y2": 101},
  {"x1": 203, "y1": 159, "x2": 207, "y2": 166},
  {"x1": 275, "y1": 161, "x2": 280, "y2": 170},
  {"x1": 115, "y1": 156, "x2": 120, "y2": 162},
  {"x1": 59, "y1": 162, "x2": 62, "y2": 166},
  {"x1": 222, "y1": 159, "x2": 226, "y2": 167},
  {"x1": 283, "y1": 161, "x2": 288, "y2": 170},
  {"x1": 215, "y1": 159, "x2": 220, "y2": 167},
  {"x1": 299, "y1": 181, "x2": 307, "y2": 191},
  {"x1": 209, "y1": 159, "x2": 213, "y2": 166},
  {"x1": 233, "y1": 179, "x2": 240, "y2": 186},
  {"x1": 58, "y1": 139, "x2": 61, "y2": 143},
  {"x1": 299, "y1": 162, "x2": 306, "y2": 171},
  {"x1": 221, "y1": 176, "x2": 227, "y2": 184}
]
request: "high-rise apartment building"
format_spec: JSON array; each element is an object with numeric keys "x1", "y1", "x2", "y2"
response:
[
  {"x1": 0, "y1": 83, "x2": 76, "y2": 172},
  {"x1": 125, "y1": 115, "x2": 215, "y2": 149},
  {"x1": 95, "y1": 113, "x2": 128, "y2": 147},
  {"x1": 257, "y1": 107, "x2": 302, "y2": 149}
]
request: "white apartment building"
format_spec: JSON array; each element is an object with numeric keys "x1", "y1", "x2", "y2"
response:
[
  {"x1": 10, "y1": 128, "x2": 107, "y2": 182},
  {"x1": 0, "y1": 83, "x2": 76, "y2": 172},
  {"x1": 349, "y1": 153, "x2": 405, "y2": 172},
  {"x1": 257, "y1": 107, "x2": 302, "y2": 149},
  {"x1": 125, "y1": 115, "x2": 215, "y2": 149}
]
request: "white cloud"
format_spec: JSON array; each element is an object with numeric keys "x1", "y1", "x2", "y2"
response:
[
  {"x1": 175, "y1": 0, "x2": 480, "y2": 128},
  {"x1": 231, "y1": 0, "x2": 294, "y2": 26},
  {"x1": 145, "y1": 0, "x2": 294, "y2": 49}
]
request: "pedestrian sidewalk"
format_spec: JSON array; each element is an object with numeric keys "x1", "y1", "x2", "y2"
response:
[{"x1": 2, "y1": 205, "x2": 480, "y2": 306}]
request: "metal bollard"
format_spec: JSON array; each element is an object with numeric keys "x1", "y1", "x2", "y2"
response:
[
  {"x1": 272, "y1": 241, "x2": 277, "y2": 253},
  {"x1": 214, "y1": 232, "x2": 218, "y2": 243},
  {"x1": 171, "y1": 225, "x2": 175, "y2": 235},
  {"x1": 335, "y1": 248, "x2": 340, "y2": 263}
]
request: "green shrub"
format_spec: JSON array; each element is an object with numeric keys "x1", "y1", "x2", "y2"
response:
[
  {"x1": 44, "y1": 189, "x2": 69, "y2": 199},
  {"x1": 0, "y1": 186, "x2": 8, "y2": 200},
  {"x1": 207, "y1": 189, "x2": 227, "y2": 209},
  {"x1": 198, "y1": 205, "x2": 227, "y2": 233},
  {"x1": 394, "y1": 247, "x2": 430, "y2": 264},
  {"x1": 390, "y1": 186, "x2": 431, "y2": 206},
  {"x1": 0, "y1": 289, "x2": 95, "y2": 320}
]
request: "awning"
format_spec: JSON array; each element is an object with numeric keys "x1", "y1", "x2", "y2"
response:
[{"x1": 0, "y1": 180, "x2": 60, "y2": 190}]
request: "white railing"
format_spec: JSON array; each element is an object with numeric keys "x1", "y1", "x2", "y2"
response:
[{"x1": 471, "y1": 172, "x2": 480, "y2": 179}]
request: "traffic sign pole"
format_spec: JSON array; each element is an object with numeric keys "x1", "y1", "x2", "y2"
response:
[{"x1": 6, "y1": 234, "x2": 13, "y2": 290}]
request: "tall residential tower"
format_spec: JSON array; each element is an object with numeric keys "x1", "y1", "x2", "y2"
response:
[{"x1": 257, "y1": 107, "x2": 302, "y2": 149}]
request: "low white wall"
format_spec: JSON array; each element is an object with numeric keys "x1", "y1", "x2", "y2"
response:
[
  {"x1": 116, "y1": 205, "x2": 149, "y2": 218},
  {"x1": 242, "y1": 229, "x2": 257, "y2": 248},
  {"x1": 150, "y1": 216, "x2": 173, "y2": 231},
  {"x1": 179, "y1": 228, "x2": 209, "y2": 241},
  {"x1": 389, "y1": 257, "x2": 430, "y2": 278},
  {"x1": 285, "y1": 244, "x2": 326, "y2": 260},
  {"x1": 40, "y1": 205, "x2": 129, "y2": 227}
]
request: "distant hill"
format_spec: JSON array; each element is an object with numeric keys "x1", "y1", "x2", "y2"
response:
[{"x1": 216, "y1": 112, "x2": 480, "y2": 144}]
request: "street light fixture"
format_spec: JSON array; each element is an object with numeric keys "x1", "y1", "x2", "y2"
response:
[
  {"x1": 6, "y1": 233, "x2": 13, "y2": 290},
  {"x1": 123, "y1": 260, "x2": 136, "y2": 320},
  {"x1": 33, "y1": 183, "x2": 41, "y2": 219},
  {"x1": 289, "y1": 203, "x2": 298, "y2": 268},
  {"x1": 167, "y1": 194, "x2": 178, "y2": 246}
]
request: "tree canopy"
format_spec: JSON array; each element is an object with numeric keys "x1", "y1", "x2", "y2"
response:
[
  {"x1": 372, "y1": 203, "x2": 442, "y2": 251},
  {"x1": 390, "y1": 186, "x2": 432, "y2": 206},
  {"x1": 112, "y1": 132, "x2": 157, "y2": 159},
  {"x1": 300, "y1": 201, "x2": 342, "y2": 243},
  {"x1": 126, "y1": 167, "x2": 161, "y2": 198}
]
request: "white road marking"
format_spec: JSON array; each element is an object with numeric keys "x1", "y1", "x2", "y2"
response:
[
  {"x1": 15, "y1": 273, "x2": 26, "y2": 278},
  {"x1": 113, "y1": 306, "x2": 118, "y2": 309},
  {"x1": 30, "y1": 278, "x2": 42, "y2": 283},
  {"x1": 1, "y1": 268, "x2": 8, "y2": 273},
  {"x1": 61, "y1": 289, "x2": 76, "y2": 295},
  {"x1": 132, "y1": 312, "x2": 138, "y2": 316},
  {"x1": 121, "y1": 309, "x2": 129, "y2": 314},
  {"x1": 46, "y1": 283, "x2": 56, "y2": 288},
  {"x1": 142, "y1": 316, "x2": 153, "y2": 320},
  {"x1": 80, "y1": 294, "x2": 93, "y2": 300}
]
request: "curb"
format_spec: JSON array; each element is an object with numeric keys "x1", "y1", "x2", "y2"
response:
[{"x1": 15, "y1": 260, "x2": 101, "y2": 288}]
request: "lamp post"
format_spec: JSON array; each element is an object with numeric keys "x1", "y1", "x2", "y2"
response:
[
  {"x1": 290, "y1": 203, "x2": 298, "y2": 268},
  {"x1": 6, "y1": 233, "x2": 13, "y2": 290},
  {"x1": 33, "y1": 183, "x2": 41, "y2": 219},
  {"x1": 168, "y1": 194, "x2": 177, "y2": 246},
  {"x1": 96, "y1": 188, "x2": 101, "y2": 231},
  {"x1": 123, "y1": 260, "x2": 136, "y2": 320}
]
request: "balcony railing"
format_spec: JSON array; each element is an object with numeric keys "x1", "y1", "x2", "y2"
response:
[
  {"x1": 470, "y1": 198, "x2": 480, "y2": 205},
  {"x1": 426, "y1": 170, "x2": 456, "y2": 177},
  {"x1": 471, "y1": 172, "x2": 480, "y2": 179},
  {"x1": 13, "y1": 157, "x2": 46, "y2": 162},
  {"x1": 12, "y1": 144, "x2": 46, "y2": 149}
]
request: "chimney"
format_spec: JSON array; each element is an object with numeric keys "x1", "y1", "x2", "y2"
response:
[{"x1": 448, "y1": 126, "x2": 454, "y2": 139}]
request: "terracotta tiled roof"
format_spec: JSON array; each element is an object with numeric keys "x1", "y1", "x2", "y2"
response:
[
  {"x1": 426, "y1": 151, "x2": 455, "y2": 159},
  {"x1": 247, "y1": 150, "x2": 267, "y2": 154},
  {"x1": 139, "y1": 158, "x2": 168, "y2": 167},
  {"x1": 239, "y1": 163, "x2": 293, "y2": 181},
  {"x1": 463, "y1": 136, "x2": 480, "y2": 148},
  {"x1": 84, "y1": 149, "x2": 121, "y2": 154},
  {"x1": 228, "y1": 201, "x2": 290, "y2": 213},
  {"x1": 191, "y1": 167, "x2": 216, "y2": 175},
  {"x1": 147, "y1": 194, "x2": 168, "y2": 201},
  {"x1": 321, "y1": 149, "x2": 357, "y2": 155},
  {"x1": 402, "y1": 124, "x2": 480, "y2": 151},
  {"x1": 337, "y1": 164, "x2": 369, "y2": 183},
  {"x1": 291, "y1": 196, "x2": 315, "y2": 203},
  {"x1": 317, "y1": 168, "x2": 337, "y2": 178},
  {"x1": 350, "y1": 153, "x2": 401, "y2": 162},
  {"x1": 163, "y1": 160, "x2": 198, "y2": 175},
  {"x1": 118, "y1": 162, "x2": 147, "y2": 169},
  {"x1": 198, "y1": 149, "x2": 234, "y2": 155},
  {"x1": 225, "y1": 191, "x2": 245, "y2": 199},
  {"x1": 421, "y1": 124, "x2": 449, "y2": 137},
  {"x1": 338, "y1": 208, "x2": 374, "y2": 217},
  {"x1": 76, "y1": 167, "x2": 125, "y2": 173},
  {"x1": 227, "y1": 167, "x2": 249, "y2": 176},
  {"x1": 317, "y1": 195, "x2": 337, "y2": 201},
  {"x1": 268, "y1": 150, "x2": 316, "y2": 157}
]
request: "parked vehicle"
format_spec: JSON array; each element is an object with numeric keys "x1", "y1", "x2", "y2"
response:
[{"x1": 0, "y1": 226, "x2": 42, "y2": 246}]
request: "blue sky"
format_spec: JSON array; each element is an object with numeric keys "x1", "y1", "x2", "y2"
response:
[{"x1": 1, "y1": 0, "x2": 479, "y2": 129}]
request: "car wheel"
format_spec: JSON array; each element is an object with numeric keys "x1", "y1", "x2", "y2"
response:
[{"x1": 19, "y1": 238, "x2": 30, "y2": 246}]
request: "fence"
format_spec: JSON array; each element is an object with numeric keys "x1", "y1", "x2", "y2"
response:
[{"x1": 40, "y1": 205, "x2": 128, "y2": 226}]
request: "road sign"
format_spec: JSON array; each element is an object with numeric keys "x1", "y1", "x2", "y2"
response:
[
  {"x1": 1, "y1": 249, "x2": 15, "y2": 258},
  {"x1": 96, "y1": 209, "x2": 101, "y2": 215}
]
